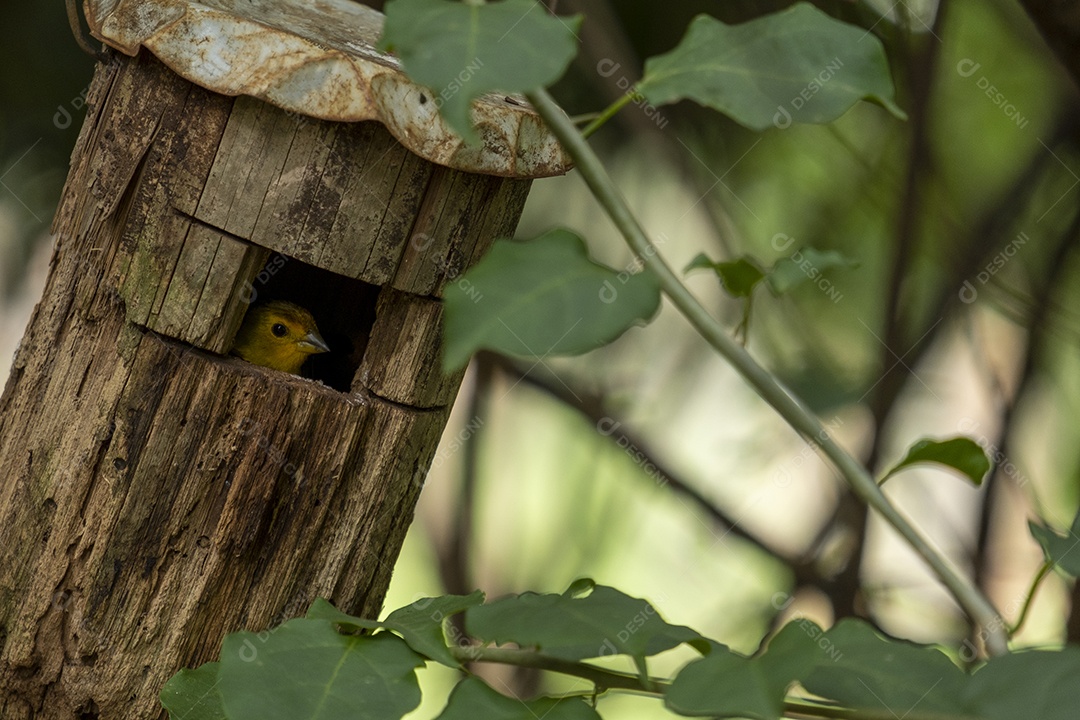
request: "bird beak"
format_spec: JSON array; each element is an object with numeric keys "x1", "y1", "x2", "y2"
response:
[{"x1": 300, "y1": 331, "x2": 331, "y2": 354}]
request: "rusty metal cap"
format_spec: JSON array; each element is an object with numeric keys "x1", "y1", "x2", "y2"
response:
[{"x1": 85, "y1": 0, "x2": 573, "y2": 178}]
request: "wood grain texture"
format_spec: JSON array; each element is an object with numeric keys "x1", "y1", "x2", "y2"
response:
[
  {"x1": 355, "y1": 288, "x2": 462, "y2": 408},
  {"x1": 0, "y1": 49, "x2": 525, "y2": 718},
  {"x1": 195, "y1": 96, "x2": 530, "y2": 296}
]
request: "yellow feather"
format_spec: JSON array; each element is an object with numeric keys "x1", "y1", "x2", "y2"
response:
[{"x1": 230, "y1": 300, "x2": 330, "y2": 375}]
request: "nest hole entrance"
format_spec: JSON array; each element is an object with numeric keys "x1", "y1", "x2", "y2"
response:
[{"x1": 242, "y1": 253, "x2": 379, "y2": 392}]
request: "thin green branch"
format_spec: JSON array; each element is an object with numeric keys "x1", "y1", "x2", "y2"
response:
[
  {"x1": 569, "y1": 112, "x2": 602, "y2": 125},
  {"x1": 783, "y1": 701, "x2": 980, "y2": 720},
  {"x1": 451, "y1": 646, "x2": 979, "y2": 720},
  {"x1": 450, "y1": 645, "x2": 661, "y2": 693},
  {"x1": 1009, "y1": 560, "x2": 1053, "y2": 636},
  {"x1": 581, "y1": 92, "x2": 638, "y2": 139},
  {"x1": 523, "y1": 87, "x2": 1009, "y2": 657}
]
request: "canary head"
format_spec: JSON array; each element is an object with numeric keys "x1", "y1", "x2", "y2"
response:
[{"x1": 230, "y1": 300, "x2": 330, "y2": 375}]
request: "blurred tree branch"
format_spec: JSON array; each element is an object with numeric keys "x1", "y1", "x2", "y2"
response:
[
  {"x1": 803, "y1": 12, "x2": 1080, "y2": 632},
  {"x1": 436, "y1": 361, "x2": 491, "y2": 602},
  {"x1": 823, "y1": 3, "x2": 953, "y2": 622},
  {"x1": 1018, "y1": 0, "x2": 1080, "y2": 92},
  {"x1": 486, "y1": 352, "x2": 853, "y2": 592},
  {"x1": 972, "y1": 200, "x2": 1080, "y2": 579},
  {"x1": 431, "y1": 0, "x2": 1078, "y2": 654}
]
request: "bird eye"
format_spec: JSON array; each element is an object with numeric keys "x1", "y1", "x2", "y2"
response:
[{"x1": 271, "y1": 323, "x2": 287, "y2": 338}]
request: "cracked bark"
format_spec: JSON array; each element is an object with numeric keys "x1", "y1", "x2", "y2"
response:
[{"x1": 0, "y1": 50, "x2": 529, "y2": 718}]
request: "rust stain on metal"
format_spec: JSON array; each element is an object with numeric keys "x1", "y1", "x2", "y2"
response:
[{"x1": 85, "y1": 0, "x2": 573, "y2": 178}]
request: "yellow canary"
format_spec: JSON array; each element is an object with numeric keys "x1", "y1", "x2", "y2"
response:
[{"x1": 230, "y1": 300, "x2": 330, "y2": 375}]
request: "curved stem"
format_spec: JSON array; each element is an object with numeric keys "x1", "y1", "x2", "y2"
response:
[
  {"x1": 523, "y1": 87, "x2": 1008, "y2": 657},
  {"x1": 1009, "y1": 560, "x2": 1053, "y2": 637},
  {"x1": 782, "y1": 702, "x2": 980, "y2": 720},
  {"x1": 450, "y1": 645, "x2": 661, "y2": 693},
  {"x1": 581, "y1": 92, "x2": 638, "y2": 139},
  {"x1": 450, "y1": 646, "x2": 980, "y2": 720},
  {"x1": 570, "y1": 112, "x2": 602, "y2": 125}
]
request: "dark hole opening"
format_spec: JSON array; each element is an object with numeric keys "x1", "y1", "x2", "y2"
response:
[
  {"x1": 76, "y1": 699, "x2": 100, "y2": 719},
  {"x1": 239, "y1": 253, "x2": 379, "y2": 392}
]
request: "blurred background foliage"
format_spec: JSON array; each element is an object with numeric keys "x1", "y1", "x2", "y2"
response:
[{"x1": 2, "y1": 0, "x2": 1079, "y2": 717}]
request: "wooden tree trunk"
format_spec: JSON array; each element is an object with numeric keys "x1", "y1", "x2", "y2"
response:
[{"x1": 0, "y1": 51, "x2": 528, "y2": 718}]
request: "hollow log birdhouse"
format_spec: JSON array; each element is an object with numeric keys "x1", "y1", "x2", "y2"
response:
[{"x1": 0, "y1": 0, "x2": 570, "y2": 715}]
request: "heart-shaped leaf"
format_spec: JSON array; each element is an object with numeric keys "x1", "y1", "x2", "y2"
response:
[
  {"x1": 1029, "y1": 510, "x2": 1080, "y2": 576},
  {"x1": 435, "y1": 677, "x2": 602, "y2": 720},
  {"x1": 465, "y1": 581, "x2": 704, "y2": 681},
  {"x1": 883, "y1": 437, "x2": 991, "y2": 486},
  {"x1": 306, "y1": 592, "x2": 484, "y2": 667},
  {"x1": 443, "y1": 229, "x2": 661, "y2": 371},
  {"x1": 767, "y1": 247, "x2": 859, "y2": 295},
  {"x1": 801, "y1": 619, "x2": 968, "y2": 716},
  {"x1": 667, "y1": 622, "x2": 819, "y2": 719},
  {"x1": 160, "y1": 662, "x2": 227, "y2": 720},
  {"x1": 965, "y1": 648, "x2": 1080, "y2": 720},
  {"x1": 638, "y1": 3, "x2": 905, "y2": 131},
  {"x1": 686, "y1": 254, "x2": 766, "y2": 298},
  {"x1": 381, "y1": 0, "x2": 581, "y2": 142},
  {"x1": 218, "y1": 619, "x2": 424, "y2": 720}
]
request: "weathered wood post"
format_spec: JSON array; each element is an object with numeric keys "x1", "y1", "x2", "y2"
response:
[{"x1": 0, "y1": 0, "x2": 569, "y2": 716}]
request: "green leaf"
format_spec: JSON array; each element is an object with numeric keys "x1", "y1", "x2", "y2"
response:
[
  {"x1": 766, "y1": 247, "x2": 858, "y2": 296},
  {"x1": 637, "y1": 3, "x2": 905, "y2": 131},
  {"x1": 435, "y1": 677, "x2": 602, "y2": 720},
  {"x1": 218, "y1": 619, "x2": 424, "y2": 720},
  {"x1": 1029, "y1": 510, "x2": 1080, "y2": 576},
  {"x1": 305, "y1": 597, "x2": 368, "y2": 626},
  {"x1": 306, "y1": 593, "x2": 485, "y2": 667},
  {"x1": 443, "y1": 229, "x2": 662, "y2": 371},
  {"x1": 801, "y1": 619, "x2": 968, "y2": 716},
  {"x1": 666, "y1": 623, "x2": 819, "y2": 719},
  {"x1": 684, "y1": 253, "x2": 717, "y2": 274},
  {"x1": 160, "y1": 663, "x2": 227, "y2": 720},
  {"x1": 380, "y1": 0, "x2": 581, "y2": 142},
  {"x1": 686, "y1": 254, "x2": 765, "y2": 298},
  {"x1": 883, "y1": 437, "x2": 991, "y2": 486},
  {"x1": 465, "y1": 581, "x2": 704, "y2": 680},
  {"x1": 965, "y1": 648, "x2": 1080, "y2": 720},
  {"x1": 564, "y1": 577, "x2": 596, "y2": 597}
]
